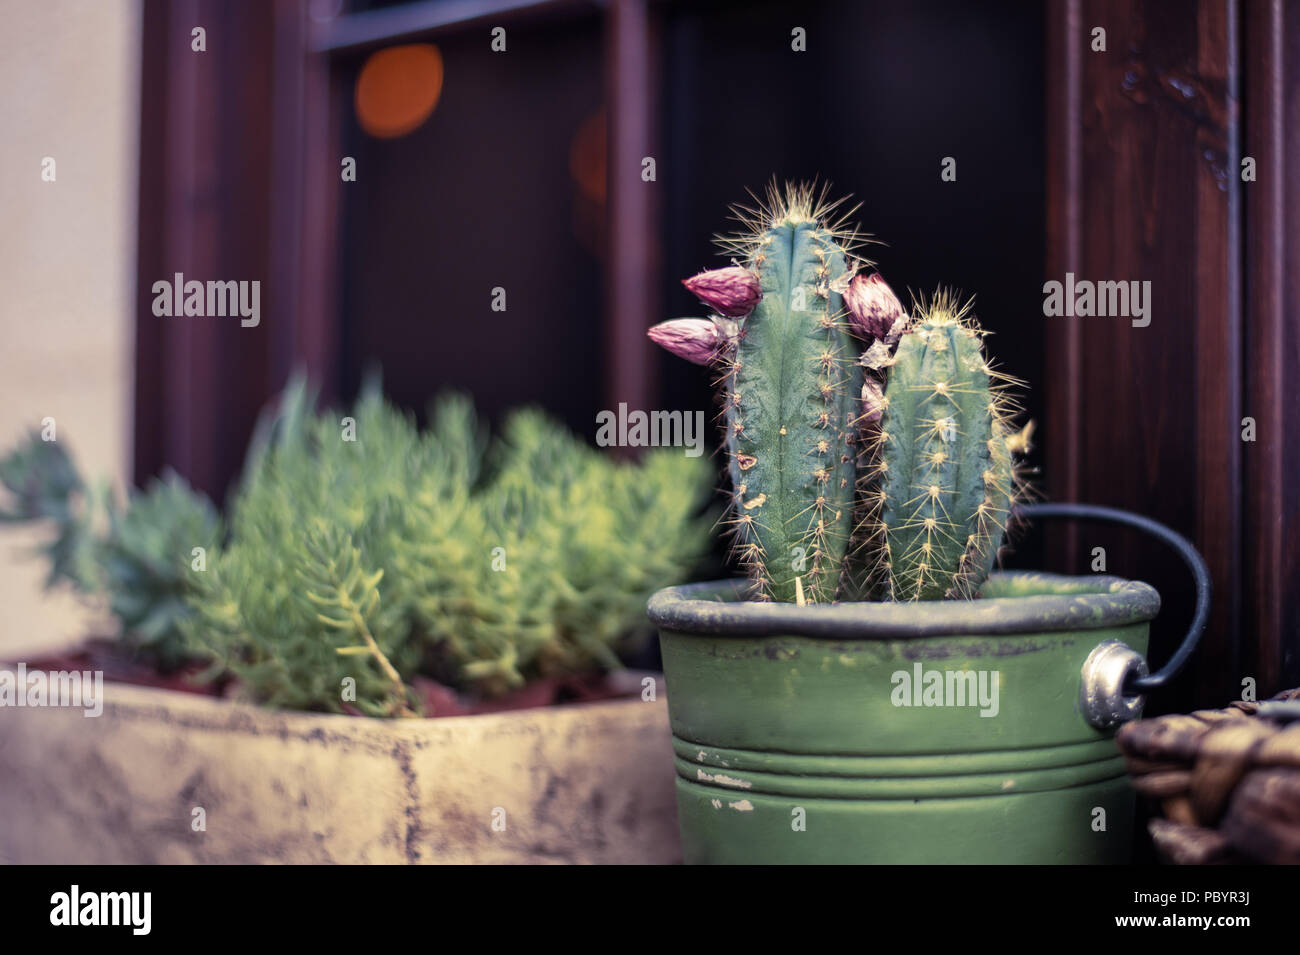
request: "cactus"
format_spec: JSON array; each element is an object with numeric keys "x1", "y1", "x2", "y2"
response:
[
  {"x1": 724, "y1": 190, "x2": 863, "y2": 603},
  {"x1": 650, "y1": 182, "x2": 1029, "y2": 604},
  {"x1": 859, "y1": 293, "x2": 1022, "y2": 600},
  {"x1": 659, "y1": 184, "x2": 864, "y2": 603}
]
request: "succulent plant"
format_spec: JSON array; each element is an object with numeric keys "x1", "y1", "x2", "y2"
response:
[
  {"x1": 649, "y1": 182, "x2": 1029, "y2": 603},
  {"x1": 0, "y1": 434, "x2": 220, "y2": 668},
  {"x1": 182, "y1": 378, "x2": 714, "y2": 712},
  {"x1": 0, "y1": 378, "x2": 713, "y2": 713},
  {"x1": 0, "y1": 433, "x2": 101, "y2": 590},
  {"x1": 101, "y1": 470, "x2": 221, "y2": 670}
]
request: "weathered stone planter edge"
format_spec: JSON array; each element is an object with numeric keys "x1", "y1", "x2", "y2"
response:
[{"x1": 0, "y1": 671, "x2": 680, "y2": 865}]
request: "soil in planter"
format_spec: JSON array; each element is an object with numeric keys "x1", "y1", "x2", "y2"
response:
[{"x1": 20, "y1": 638, "x2": 644, "y2": 718}]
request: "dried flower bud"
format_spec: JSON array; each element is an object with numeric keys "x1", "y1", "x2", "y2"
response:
[
  {"x1": 844, "y1": 272, "x2": 906, "y2": 343},
  {"x1": 710, "y1": 315, "x2": 741, "y2": 345},
  {"x1": 859, "y1": 339, "x2": 895, "y2": 371},
  {"x1": 647, "y1": 318, "x2": 721, "y2": 366},
  {"x1": 682, "y1": 267, "x2": 761, "y2": 317},
  {"x1": 861, "y1": 378, "x2": 886, "y2": 425},
  {"x1": 883, "y1": 316, "x2": 907, "y2": 348}
]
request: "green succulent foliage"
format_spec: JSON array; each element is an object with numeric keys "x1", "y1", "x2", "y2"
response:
[
  {"x1": 183, "y1": 377, "x2": 713, "y2": 712},
  {"x1": 0, "y1": 376, "x2": 712, "y2": 714},
  {"x1": 0, "y1": 432, "x2": 101, "y2": 590},
  {"x1": 0, "y1": 432, "x2": 221, "y2": 667},
  {"x1": 101, "y1": 469, "x2": 221, "y2": 670},
  {"x1": 392, "y1": 408, "x2": 716, "y2": 695},
  {"x1": 182, "y1": 384, "x2": 429, "y2": 713},
  {"x1": 186, "y1": 517, "x2": 417, "y2": 717}
]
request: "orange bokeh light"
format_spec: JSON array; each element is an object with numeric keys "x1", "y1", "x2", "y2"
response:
[
  {"x1": 569, "y1": 109, "x2": 606, "y2": 203},
  {"x1": 355, "y1": 44, "x2": 444, "y2": 139}
]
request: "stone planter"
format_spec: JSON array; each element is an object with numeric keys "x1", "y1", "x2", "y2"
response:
[{"x1": 0, "y1": 673, "x2": 679, "y2": 864}]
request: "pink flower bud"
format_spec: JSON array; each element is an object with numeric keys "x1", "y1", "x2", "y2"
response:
[
  {"x1": 844, "y1": 272, "x2": 906, "y2": 343},
  {"x1": 682, "y1": 267, "x2": 761, "y2": 317},
  {"x1": 647, "y1": 318, "x2": 721, "y2": 366}
]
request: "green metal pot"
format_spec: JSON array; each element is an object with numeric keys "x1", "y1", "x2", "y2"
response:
[{"x1": 650, "y1": 570, "x2": 1164, "y2": 864}]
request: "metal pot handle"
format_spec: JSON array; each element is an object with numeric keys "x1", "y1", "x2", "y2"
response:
[{"x1": 1014, "y1": 502, "x2": 1211, "y2": 728}]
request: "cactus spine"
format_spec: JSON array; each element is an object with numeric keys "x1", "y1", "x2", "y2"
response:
[{"x1": 864, "y1": 294, "x2": 1019, "y2": 600}]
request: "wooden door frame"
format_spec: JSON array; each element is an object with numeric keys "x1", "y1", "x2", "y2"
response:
[{"x1": 1045, "y1": 0, "x2": 1297, "y2": 704}]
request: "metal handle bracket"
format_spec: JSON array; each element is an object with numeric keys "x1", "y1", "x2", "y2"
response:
[{"x1": 1015, "y1": 501, "x2": 1210, "y2": 698}]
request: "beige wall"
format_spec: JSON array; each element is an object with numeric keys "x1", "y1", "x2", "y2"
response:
[{"x1": 0, "y1": 1, "x2": 140, "y2": 656}]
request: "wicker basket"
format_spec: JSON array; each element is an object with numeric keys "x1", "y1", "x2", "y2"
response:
[{"x1": 1116, "y1": 688, "x2": 1300, "y2": 864}]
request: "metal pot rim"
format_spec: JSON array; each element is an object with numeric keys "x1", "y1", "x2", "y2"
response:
[{"x1": 648, "y1": 571, "x2": 1160, "y2": 640}]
